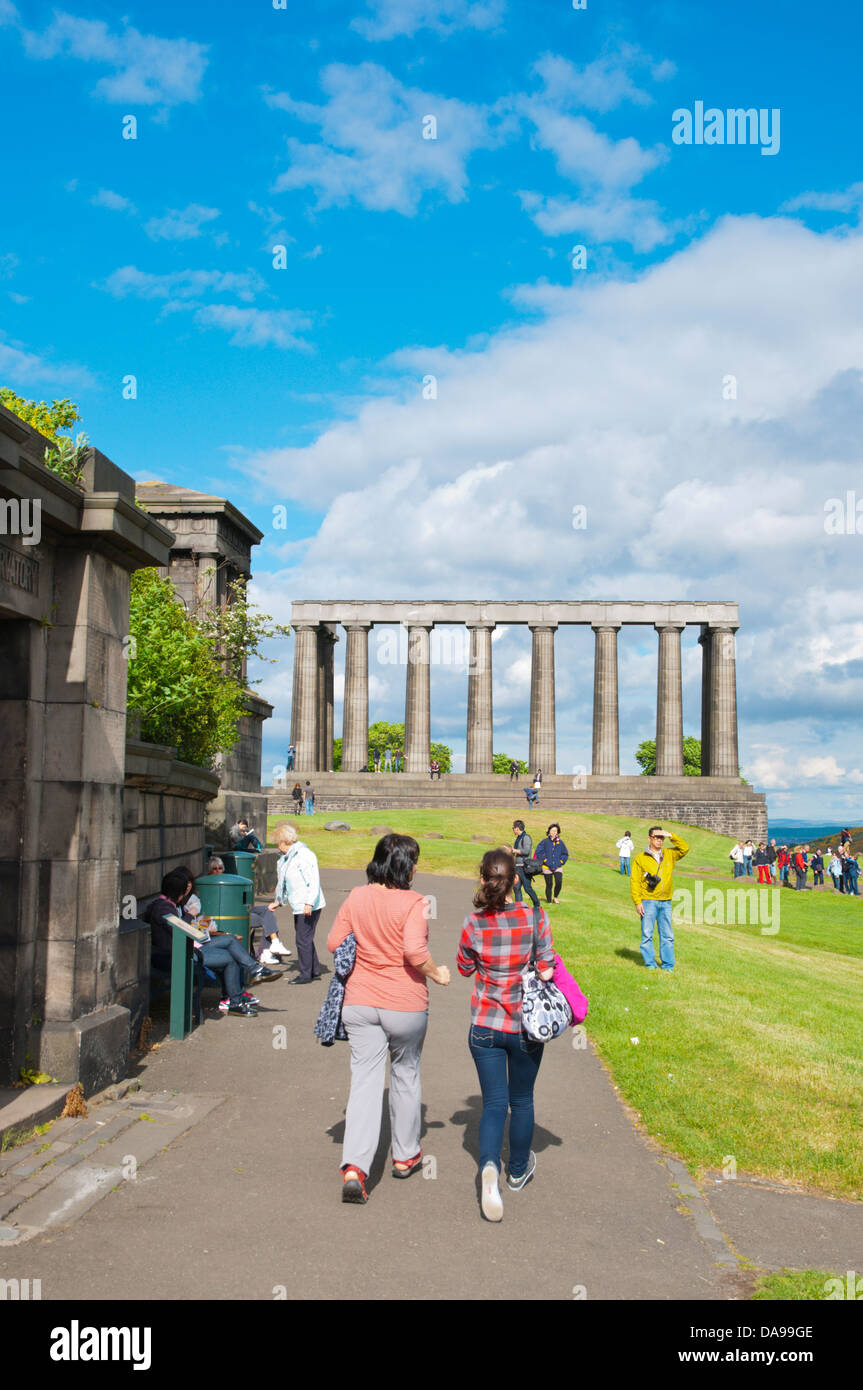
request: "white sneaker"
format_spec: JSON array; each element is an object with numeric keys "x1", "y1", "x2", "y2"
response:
[
  {"x1": 259, "y1": 948, "x2": 281, "y2": 965},
  {"x1": 481, "y1": 1162, "x2": 503, "y2": 1222},
  {"x1": 271, "y1": 938, "x2": 292, "y2": 957},
  {"x1": 507, "y1": 1150, "x2": 536, "y2": 1191}
]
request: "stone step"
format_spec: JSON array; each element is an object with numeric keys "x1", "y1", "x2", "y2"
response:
[{"x1": 0, "y1": 1090, "x2": 225, "y2": 1244}]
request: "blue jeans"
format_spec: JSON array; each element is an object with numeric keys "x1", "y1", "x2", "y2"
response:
[
  {"x1": 468, "y1": 1024, "x2": 544, "y2": 1176},
  {"x1": 744, "y1": 859, "x2": 753, "y2": 876},
  {"x1": 733, "y1": 861, "x2": 744, "y2": 877},
  {"x1": 304, "y1": 798, "x2": 314, "y2": 815},
  {"x1": 199, "y1": 936, "x2": 257, "y2": 1005},
  {"x1": 640, "y1": 899, "x2": 674, "y2": 970},
  {"x1": 620, "y1": 857, "x2": 629, "y2": 876}
]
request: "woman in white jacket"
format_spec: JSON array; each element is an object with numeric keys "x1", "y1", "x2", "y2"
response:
[{"x1": 268, "y1": 823, "x2": 327, "y2": 984}]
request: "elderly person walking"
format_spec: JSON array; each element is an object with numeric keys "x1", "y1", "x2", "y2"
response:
[
  {"x1": 326, "y1": 834, "x2": 450, "y2": 1204},
  {"x1": 457, "y1": 848, "x2": 555, "y2": 1221},
  {"x1": 268, "y1": 823, "x2": 326, "y2": 984}
]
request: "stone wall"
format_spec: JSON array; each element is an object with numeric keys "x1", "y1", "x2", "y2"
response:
[
  {"x1": 122, "y1": 740, "x2": 219, "y2": 904},
  {"x1": 0, "y1": 405, "x2": 174, "y2": 1092}
]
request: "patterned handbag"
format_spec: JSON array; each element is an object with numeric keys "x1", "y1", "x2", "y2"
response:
[{"x1": 520, "y1": 909, "x2": 573, "y2": 1042}]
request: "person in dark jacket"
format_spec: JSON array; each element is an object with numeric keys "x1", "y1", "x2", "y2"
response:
[
  {"x1": 511, "y1": 819, "x2": 540, "y2": 909},
  {"x1": 793, "y1": 847, "x2": 808, "y2": 891},
  {"x1": 754, "y1": 844, "x2": 770, "y2": 883},
  {"x1": 534, "y1": 823, "x2": 570, "y2": 904},
  {"x1": 810, "y1": 850, "x2": 824, "y2": 886},
  {"x1": 844, "y1": 851, "x2": 860, "y2": 896}
]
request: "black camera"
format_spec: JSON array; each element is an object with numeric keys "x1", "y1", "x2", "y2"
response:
[{"x1": 644, "y1": 871, "x2": 661, "y2": 892}]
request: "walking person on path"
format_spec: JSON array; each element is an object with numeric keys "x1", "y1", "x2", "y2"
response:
[
  {"x1": 630, "y1": 827, "x2": 689, "y2": 972},
  {"x1": 457, "y1": 848, "x2": 555, "y2": 1222},
  {"x1": 269, "y1": 823, "x2": 326, "y2": 984},
  {"x1": 326, "y1": 834, "x2": 451, "y2": 1204},
  {"x1": 534, "y1": 823, "x2": 570, "y2": 904},
  {"x1": 511, "y1": 819, "x2": 540, "y2": 909},
  {"x1": 616, "y1": 830, "x2": 634, "y2": 877}
]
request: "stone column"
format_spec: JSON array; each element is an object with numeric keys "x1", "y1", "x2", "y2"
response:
[
  {"x1": 466, "y1": 623, "x2": 495, "y2": 773},
  {"x1": 591, "y1": 624, "x2": 620, "y2": 775},
  {"x1": 708, "y1": 625, "x2": 739, "y2": 777},
  {"x1": 699, "y1": 626, "x2": 712, "y2": 776},
  {"x1": 528, "y1": 623, "x2": 557, "y2": 773},
  {"x1": 404, "y1": 624, "x2": 433, "y2": 773},
  {"x1": 655, "y1": 623, "x2": 685, "y2": 777},
  {"x1": 342, "y1": 622, "x2": 372, "y2": 771},
  {"x1": 315, "y1": 626, "x2": 337, "y2": 771},
  {"x1": 290, "y1": 623, "x2": 319, "y2": 772}
]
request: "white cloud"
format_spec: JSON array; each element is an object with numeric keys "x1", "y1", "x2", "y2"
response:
[
  {"x1": 781, "y1": 183, "x2": 863, "y2": 216},
  {"x1": 91, "y1": 188, "x2": 137, "y2": 214},
  {"x1": 266, "y1": 62, "x2": 499, "y2": 214},
  {"x1": 18, "y1": 11, "x2": 207, "y2": 107},
  {"x1": 100, "y1": 265, "x2": 265, "y2": 303},
  {"x1": 518, "y1": 189, "x2": 673, "y2": 252},
  {"x1": 241, "y1": 213, "x2": 863, "y2": 793},
  {"x1": 192, "y1": 305, "x2": 313, "y2": 350},
  {"x1": 0, "y1": 336, "x2": 95, "y2": 389},
  {"x1": 144, "y1": 204, "x2": 221, "y2": 241},
  {"x1": 531, "y1": 47, "x2": 675, "y2": 115},
  {"x1": 351, "y1": 0, "x2": 505, "y2": 41}
]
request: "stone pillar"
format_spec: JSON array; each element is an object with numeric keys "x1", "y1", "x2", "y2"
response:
[
  {"x1": 316, "y1": 626, "x2": 337, "y2": 771},
  {"x1": 655, "y1": 623, "x2": 685, "y2": 777},
  {"x1": 699, "y1": 626, "x2": 712, "y2": 776},
  {"x1": 342, "y1": 622, "x2": 372, "y2": 771},
  {"x1": 291, "y1": 623, "x2": 319, "y2": 772},
  {"x1": 591, "y1": 624, "x2": 620, "y2": 775},
  {"x1": 466, "y1": 623, "x2": 494, "y2": 773},
  {"x1": 708, "y1": 625, "x2": 739, "y2": 777},
  {"x1": 404, "y1": 624, "x2": 433, "y2": 774},
  {"x1": 528, "y1": 623, "x2": 557, "y2": 773}
]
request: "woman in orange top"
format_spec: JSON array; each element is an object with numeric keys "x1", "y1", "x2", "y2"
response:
[{"x1": 326, "y1": 834, "x2": 450, "y2": 1204}]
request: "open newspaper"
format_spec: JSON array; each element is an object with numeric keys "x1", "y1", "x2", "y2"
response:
[{"x1": 164, "y1": 912, "x2": 209, "y2": 943}]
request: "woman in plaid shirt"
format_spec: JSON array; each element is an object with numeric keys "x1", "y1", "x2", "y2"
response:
[{"x1": 457, "y1": 848, "x2": 555, "y2": 1221}]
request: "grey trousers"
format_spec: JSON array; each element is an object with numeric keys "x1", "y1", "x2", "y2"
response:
[{"x1": 341, "y1": 1004, "x2": 428, "y2": 1174}]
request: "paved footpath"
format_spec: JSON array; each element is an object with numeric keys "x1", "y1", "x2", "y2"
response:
[{"x1": 0, "y1": 871, "x2": 859, "y2": 1301}]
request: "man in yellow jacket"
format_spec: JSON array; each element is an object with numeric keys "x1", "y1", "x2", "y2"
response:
[{"x1": 630, "y1": 826, "x2": 689, "y2": 971}]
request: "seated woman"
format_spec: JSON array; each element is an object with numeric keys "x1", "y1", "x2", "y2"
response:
[
  {"x1": 146, "y1": 868, "x2": 281, "y2": 1018},
  {"x1": 228, "y1": 819, "x2": 263, "y2": 853},
  {"x1": 206, "y1": 856, "x2": 291, "y2": 964}
]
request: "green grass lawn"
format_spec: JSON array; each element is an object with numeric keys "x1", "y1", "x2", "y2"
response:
[{"x1": 268, "y1": 808, "x2": 863, "y2": 1200}]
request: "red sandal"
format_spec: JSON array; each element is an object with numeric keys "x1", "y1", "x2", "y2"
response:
[
  {"x1": 340, "y1": 1165, "x2": 368, "y2": 1203},
  {"x1": 392, "y1": 1150, "x2": 423, "y2": 1179}
]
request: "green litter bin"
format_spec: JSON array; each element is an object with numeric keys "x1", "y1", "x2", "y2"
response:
[
  {"x1": 222, "y1": 850, "x2": 256, "y2": 884},
  {"x1": 194, "y1": 872, "x2": 253, "y2": 951}
]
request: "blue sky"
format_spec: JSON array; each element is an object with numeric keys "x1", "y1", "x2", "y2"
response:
[{"x1": 3, "y1": 0, "x2": 863, "y2": 819}]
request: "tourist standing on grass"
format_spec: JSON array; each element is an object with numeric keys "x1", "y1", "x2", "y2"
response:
[
  {"x1": 829, "y1": 849, "x2": 844, "y2": 892},
  {"x1": 754, "y1": 843, "x2": 770, "y2": 884},
  {"x1": 777, "y1": 845, "x2": 790, "y2": 885},
  {"x1": 512, "y1": 819, "x2": 540, "y2": 909},
  {"x1": 327, "y1": 834, "x2": 450, "y2": 1204},
  {"x1": 304, "y1": 781, "x2": 315, "y2": 816},
  {"x1": 810, "y1": 849, "x2": 824, "y2": 886},
  {"x1": 269, "y1": 823, "x2": 326, "y2": 984},
  {"x1": 767, "y1": 839, "x2": 778, "y2": 881},
  {"x1": 534, "y1": 823, "x2": 570, "y2": 904},
  {"x1": 630, "y1": 827, "x2": 689, "y2": 972},
  {"x1": 729, "y1": 841, "x2": 745, "y2": 878},
  {"x1": 457, "y1": 848, "x2": 555, "y2": 1221},
  {"x1": 844, "y1": 850, "x2": 860, "y2": 896},
  {"x1": 793, "y1": 846, "x2": 808, "y2": 891},
  {"x1": 616, "y1": 830, "x2": 634, "y2": 876},
  {"x1": 743, "y1": 839, "x2": 755, "y2": 876}
]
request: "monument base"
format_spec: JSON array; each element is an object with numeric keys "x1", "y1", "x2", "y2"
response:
[{"x1": 268, "y1": 774, "x2": 767, "y2": 840}]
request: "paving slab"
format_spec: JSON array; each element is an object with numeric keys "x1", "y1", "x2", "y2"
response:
[{"x1": 703, "y1": 1178, "x2": 863, "y2": 1271}]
